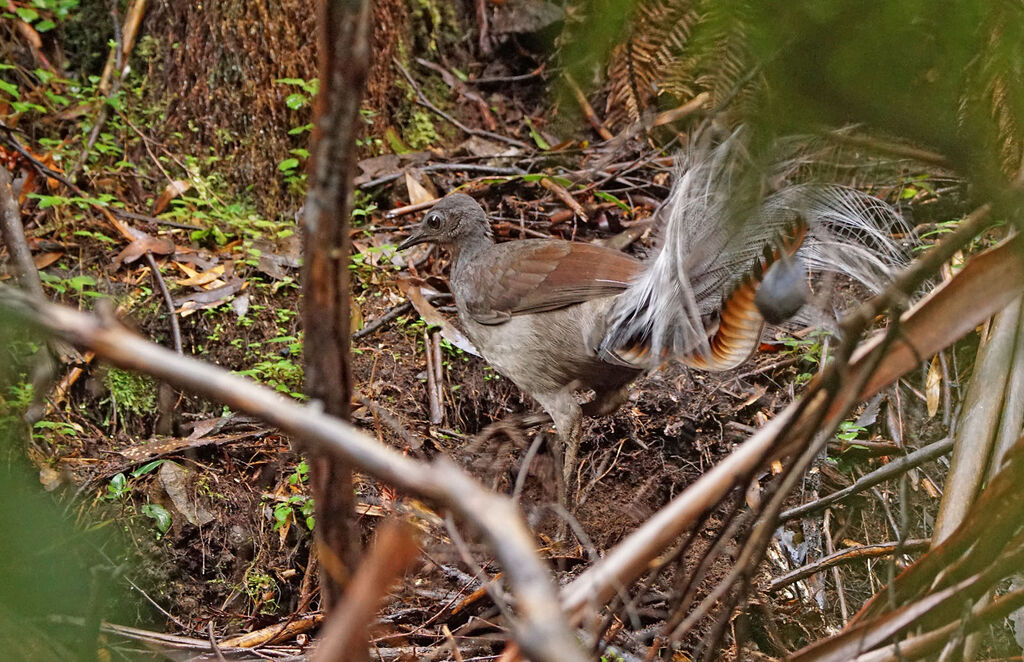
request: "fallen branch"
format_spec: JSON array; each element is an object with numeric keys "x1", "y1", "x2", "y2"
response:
[
  {"x1": 778, "y1": 437, "x2": 954, "y2": 522},
  {"x1": 769, "y1": 539, "x2": 930, "y2": 592},
  {"x1": 0, "y1": 285, "x2": 586, "y2": 662},
  {"x1": 311, "y1": 520, "x2": 421, "y2": 662}
]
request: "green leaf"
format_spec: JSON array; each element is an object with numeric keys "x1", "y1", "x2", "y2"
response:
[
  {"x1": 523, "y1": 117, "x2": 551, "y2": 150},
  {"x1": 15, "y1": 7, "x2": 39, "y2": 22},
  {"x1": 277, "y1": 158, "x2": 300, "y2": 172},
  {"x1": 35, "y1": 19, "x2": 54, "y2": 31},
  {"x1": 66, "y1": 275, "x2": 96, "y2": 292},
  {"x1": 0, "y1": 80, "x2": 20, "y2": 99},
  {"x1": 141, "y1": 503, "x2": 172, "y2": 535},
  {"x1": 595, "y1": 190, "x2": 631, "y2": 212},
  {"x1": 106, "y1": 473, "x2": 127, "y2": 499},
  {"x1": 284, "y1": 93, "x2": 307, "y2": 110},
  {"x1": 273, "y1": 502, "x2": 292, "y2": 529},
  {"x1": 131, "y1": 460, "x2": 168, "y2": 478},
  {"x1": 12, "y1": 101, "x2": 46, "y2": 113}
]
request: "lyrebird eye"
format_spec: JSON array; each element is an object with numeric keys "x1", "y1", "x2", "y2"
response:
[{"x1": 426, "y1": 214, "x2": 441, "y2": 230}]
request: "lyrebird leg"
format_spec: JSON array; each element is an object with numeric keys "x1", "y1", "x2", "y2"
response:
[{"x1": 533, "y1": 389, "x2": 583, "y2": 512}]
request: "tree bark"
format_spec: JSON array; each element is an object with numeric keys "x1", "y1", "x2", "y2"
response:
[{"x1": 301, "y1": 0, "x2": 372, "y2": 618}]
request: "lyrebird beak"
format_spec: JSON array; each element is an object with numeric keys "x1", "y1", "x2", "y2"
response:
[{"x1": 397, "y1": 230, "x2": 428, "y2": 251}]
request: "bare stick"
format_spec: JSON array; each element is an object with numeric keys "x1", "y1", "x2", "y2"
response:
[
  {"x1": 311, "y1": 521, "x2": 420, "y2": 662},
  {"x1": 769, "y1": 539, "x2": 930, "y2": 592},
  {"x1": 0, "y1": 286, "x2": 587, "y2": 662},
  {"x1": 143, "y1": 252, "x2": 182, "y2": 355},
  {"x1": 779, "y1": 437, "x2": 954, "y2": 522},
  {"x1": 565, "y1": 73, "x2": 613, "y2": 141},
  {"x1": 394, "y1": 59, "x2": 532, "y2": 151},
  {"x1": 0, "y1": 167, "x2": 46, "y2": 299}
]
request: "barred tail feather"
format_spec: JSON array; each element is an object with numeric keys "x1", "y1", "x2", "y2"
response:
[{"x1": 599, "y1": 132, "x2": 910, "y2": 370}]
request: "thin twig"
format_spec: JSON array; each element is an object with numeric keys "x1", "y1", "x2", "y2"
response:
[
  {"x1": 779, "y1": 437, "x2": 954, "y2": 521},
  {"x1": 144, "y1": 251, "x2": 182, "y2": 355},
  {"x1": 394, "y1": 59, "x2": 532, "y2": 151},
  {"x1": 426, "y1": 328, "x2": 442, "y2": 425},
  {"x1": 353, "y1": 302, "x2": 413, "y2": 340},
  {"x1": 564, "y1": 72, "x2": 613, "y2": 140},
  {"x1": 825, "y1": 131, "x2": 952, "y2": 170},
  {"x1": 824, "y1": 509, "x2": 849, "y2": 624},
  {"x1": 358, "y1": 163, "x2": 525, "y2": 190},
  {"x1": 207, "y1": 621, "x2": 227, "y2": 662},
  {"x1": 769, "y1": 538, "x2": 930, "y2": 592}
]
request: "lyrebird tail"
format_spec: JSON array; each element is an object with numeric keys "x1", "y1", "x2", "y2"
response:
[{"x1": 599, "y1": 133, "x2": 910, "y2": 370}]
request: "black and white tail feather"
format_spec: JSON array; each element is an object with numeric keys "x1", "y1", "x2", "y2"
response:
[{"x1": 599, "y1": 132, "x2": 910, "y2": 369}]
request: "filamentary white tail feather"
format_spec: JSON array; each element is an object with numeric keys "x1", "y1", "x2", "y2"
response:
[{"x1": 600, "y1": 133, "x2": 911, "y2": 367}]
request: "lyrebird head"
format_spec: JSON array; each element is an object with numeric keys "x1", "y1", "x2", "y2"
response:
[{"x1": 397, "y1": 193, "x2": 492, "y2": 250}]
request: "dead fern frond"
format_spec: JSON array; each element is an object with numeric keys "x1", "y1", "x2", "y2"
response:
[{"x1": 604, "y1": 0, "x2": 760, "y2": 131}]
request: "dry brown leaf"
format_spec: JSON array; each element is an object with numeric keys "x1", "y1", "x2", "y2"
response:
[
  {"x1": 112, "y1": 229, "x2": 176, "y2": 268},
  {"x1": 14, "y1": 18, "x2": 42, "y2": 49},
  {"x1": 926, "y1": 354, "x2": 941, "y2": 418},
  {"x1": 175, "y1": 264, "x2": 225, "y2": 287},
  {"x1": 404, "y1": 171, "x2": 435, "y2": 206},
  {"x1": 350, "y1": 297, "x2": 363, "y2": 333},
  {"x1": 152, "y1": 179, "x2": 191, "y2": 215},
  {"x1": 32, "y1": 252, "x2": 62, "y2": 270},
  {"x1": 396, "y1": 276, "x2": 479, "y2": 356}
]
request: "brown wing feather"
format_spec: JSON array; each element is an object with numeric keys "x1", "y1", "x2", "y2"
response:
[{"x1": 463, "y1": 240, "x2": 642, "y2": 325}]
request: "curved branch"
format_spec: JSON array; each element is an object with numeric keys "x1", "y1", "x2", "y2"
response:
[{"x1": 0, "y1": 286, "x2": 586, "y2": 662}]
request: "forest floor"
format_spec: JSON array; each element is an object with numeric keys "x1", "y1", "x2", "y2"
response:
[{"x1": 2, "y1": 5, "x2": 1008, "y2": 660}]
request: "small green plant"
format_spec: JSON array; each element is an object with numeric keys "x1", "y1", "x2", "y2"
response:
[
  {"x1": 404, "y1": 110, "x2": 440, "y2": 149},
  {"x1": 104, "y1": 368, "x2": 157, "y2": 417},
  {"x1": 244, "y1": 569, "x2": 280, "y2": 614},
  {"x1": 37, "y1": 272, "x2": 102, "y2": 300},
  {"x1": 781, "y1": 330, "x2": 831, "y2": 385},
  {"x1": 102, "y1": 461, "x2": 168, "y2": 502},
  {"x1": 141, "y1": 502, "x2": 172, "y2": 538},
  {"x1": 33, "y1": 419, "x2": 82, "y2": 441},
  {"x1": 275, "y1": 77, "x2": 319, "y2": 112},
  {"x1": 105, "y1": 473, "x2": 130, "y2": 501},
  {"x1": 273, "y1": 494, "x2": 315, "y2": 532},
  {"x1": 835, "y1": 420, "x2": 868, "y2": 444},
  {"x1": 288, "y1": 459, "x2": 310, "y2": 486}
]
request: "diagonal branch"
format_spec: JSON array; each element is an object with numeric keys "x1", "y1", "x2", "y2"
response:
[{"x1": 0, "y1": 286, "x2": 587, "y2": 662}]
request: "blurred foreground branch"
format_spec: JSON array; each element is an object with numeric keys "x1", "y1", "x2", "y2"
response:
[{"x1": 0, "y1": 287, "x2": 586, "y2": 662}]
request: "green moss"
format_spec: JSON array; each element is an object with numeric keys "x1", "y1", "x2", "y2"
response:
[
  {"x1": 104, "y1": 368, "x2": 157, "y2": 417},
  {"x1": 404, "y1": 110, "x2": 440, "y2": 149}
]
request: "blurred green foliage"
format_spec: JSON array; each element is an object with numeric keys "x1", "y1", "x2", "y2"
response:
[
  {"x1": 0, "y1": 319, "x2": 143, "y2": 661},
  {"x1": 562, "y1": 0, "x2": 1023, "y2": 194}
]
